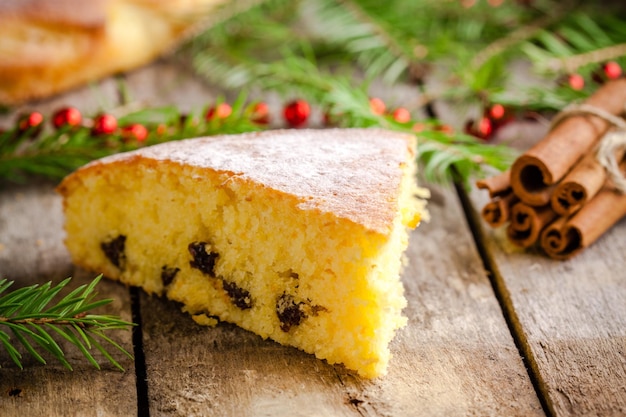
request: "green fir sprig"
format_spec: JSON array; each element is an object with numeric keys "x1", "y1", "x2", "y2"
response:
[
  {"x1": 0, "y1": 95, "x2": 263, "y2": 183},
  {"x1": 0, "y1": 275, "x2": 134, "y2": 371},
  {"x1": 4, "y1": 0, "x2": 626, "y2": 186},
  {"x1": 193, "y1": 50, "x2": 517, "y2": 185},
  {"x1": 187, "y1": 0, "x2": 626, "y2": 115},
  {"x1": 0, "y1": 74, "x2": 514, "y2": 187}
]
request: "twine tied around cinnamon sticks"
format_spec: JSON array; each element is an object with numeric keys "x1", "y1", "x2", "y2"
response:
[
  {"x1": 477, "y1": 78, "x2": 626, "y2": 260},
  {"x1": 551, "y1": 102, "x2": 626, "y2": 194},
  {"x1": 597, "y1": 130, "x2": 626, "y2": 194}
]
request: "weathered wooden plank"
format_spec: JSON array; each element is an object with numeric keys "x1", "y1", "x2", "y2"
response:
[
  {"x1": 0, "y1": 182, "x2": 137, "y2": 417},
  {"x1": 333, "y1": 184, "x2": 544, "y2": 417},
  {"x1": 427, "y1": 53, "x2": 626, "y2": 415},
  {"x1": 116, "y1": 59, "x2": 544, "y2": 416},
  {"x1": 141, "y1": 294, "x2": 363, "y2": 417},
  {"x1": 469, "y1": 170, "x2": 626, "y2": 416},
  {"x1": 0, "y1": 181, "x2": 73, "y2": 280},
  {"x1": 0, "y1": 79, "x2": 137, "y2": 416},
  {"x1": 139, "y1": 182, "x2": 543, "y2": 417}
]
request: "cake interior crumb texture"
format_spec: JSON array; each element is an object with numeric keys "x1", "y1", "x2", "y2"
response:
[{"x1": 57, "y1": 128, "x2": 425, "y2": 378}]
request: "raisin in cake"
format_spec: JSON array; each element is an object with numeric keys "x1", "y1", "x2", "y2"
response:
[{"x1": 57, "y1": 128, "x2": 425, "y2": 378}]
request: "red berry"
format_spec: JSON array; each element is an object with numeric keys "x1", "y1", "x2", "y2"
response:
[
  {"x1": 486, "y1": 103, "x2": 515, "y2": 131},
  {"x1": 478, "y1": 117, "x2": 493, "y2": 137},
  {"x1": 488, "y1": 104, "x2": 506, "y2": 120},
  {"x1": 52, "y1": 107, "x2": 82, "y2": 128},
  {"x1": 369, "y1": 97, "x2": 386, "y2": 115},
  {"x1": 206, "y1": 103, "x2": 232, "y2": 120},
  {"x1": 18, "y1": 111, "x2": 43, "y2": 131},
  {"x1": 251, "y1": 102, "x2": 270, "y2": 125},
  {"x1": 392, "y1": 107, "x2": 411, "y2": 123},
  {"x1": 464, "y1": 117, "x2": 494, "y2": 140},
  {"x1": 122, "y1": 124, "x2": 148, "y2": 142},
  {"x1": 16, "y1": 111, "x2": 44, "y2": 138},
  {"x1": 603, "y1": 61, "x2": 622, "y2": 79},
  {"x1": 568, "y1": 73, "x2": 585, "y2": 90},
  {"x1": 283, "y1": 100, "x2": 310, "y2": 128},
  {"x1": 92, "y1": 114, "x2": 118, "y2": 135}
]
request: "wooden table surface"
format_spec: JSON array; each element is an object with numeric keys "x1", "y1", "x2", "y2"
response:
[{"x1": 1, "y1": 60, "x2": 625, "y2": 417}]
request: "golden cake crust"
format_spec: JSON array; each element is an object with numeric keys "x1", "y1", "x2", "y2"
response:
[{"x1": 58, "y1": 128, "x2": 417, "y2": 235}]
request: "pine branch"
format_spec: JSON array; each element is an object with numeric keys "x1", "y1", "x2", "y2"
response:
[
  {"x1": 311, "y1": 0, "x2": 552, "y2": 83},
  {"x1": 0, "y1": 275, "x2": 134, "y2": 371},
  {"x1": 523, "y1": 10, "x2": 626, "y2": 75},
  {"x1": 230, "y1": 52, "x2": 517, "y2": 185},
  {"x1": 0, "y1": 95, "x2": 263, "y2": 183},
  {"x1": 470, "y1": 10, "x2": 566, "y2": 70},
  {"x1": 329, "y1": 0, "x2": 412, "y2": 83},
  {"x1": 184, "y1": 0, "x2": 528, "y2": 185},
  {"x1": 547, "y1": 42, "x2": 626, "y2": 74}
]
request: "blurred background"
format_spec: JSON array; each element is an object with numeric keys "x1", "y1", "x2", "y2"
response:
[{"x1": 2, "y1": 0, "x2": 626, "y2": 185}]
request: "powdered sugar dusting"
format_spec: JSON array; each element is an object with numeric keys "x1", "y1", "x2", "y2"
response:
[{"x1": 89, "y1": 128, "x2": 415, "y2": 233}]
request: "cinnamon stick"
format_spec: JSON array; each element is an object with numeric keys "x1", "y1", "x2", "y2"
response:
[
  {"x1": 481, "y1": 191, "x2": 518, "y2": 228},
  {"x1": 540, "y1": 216, "x2": 570, "y2": 256},
  {"x1": 510, "y1": 78, "x2": 626, "y2": 206},
  {"x1": 550, "y1": 148, "x2": 625, "y2": 216},
  {"x1": 476, "y1": 170, "x2": 511, "y2": 198},
  {"x1": 540, "y1": 185, "x2": 626, "y2": 260},
  {"x1": 506, "y1": 202, "x2": 559, "y2": 248}
]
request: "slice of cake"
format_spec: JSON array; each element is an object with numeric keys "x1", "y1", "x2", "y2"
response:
[{"x1": 57, "y1": 128, "x2": 425, "y2": 378}]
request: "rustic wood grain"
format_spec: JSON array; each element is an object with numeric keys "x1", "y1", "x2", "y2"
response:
[
  {"x1": 121, "y1": 60, "x2": 542, "y2": 416},
  {"x1": 139, "y1": 181, "x2": 543, "y2": 417},
  {"x1": 1, "y1": 58, "x2": 552, "y2": 416},
  {"x1": 0, "y1": 87, "x2": 137, "y2": 416},
  {"x1": 0, "y1": 272, "x2": 135, "y2": 417},
  {"x1": 469, "y1": 179, "x2": 626, "y2": 417}
]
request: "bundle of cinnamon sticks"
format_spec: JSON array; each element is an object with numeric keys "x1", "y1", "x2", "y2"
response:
[{"x1": 477, "y1": 78, "x2": 626, "y2": 260}]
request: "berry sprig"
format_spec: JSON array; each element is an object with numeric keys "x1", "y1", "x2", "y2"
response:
[
  {"x1": 559, "y1": 61, "x2": 624, "y2": 94},
  {"x1": 0, "y1": 275, "x2": 134, "y2": 371},
  {"x1": 0, "y1": 97, "x2": 269, "y2": 182},
  {"x1": 461, "y1": 61, "x2": 624, "y2": 141},
  {"x1": 1, "y1": 93, "x2": 515, "y2": 186},
  {"x1": 52, "y1": 107, "x2": 82, "y2": 129},
  {"x1": 17, "y1": 111, "x2": 44, "y2": 134},
  {"x1": 463, "y1": 103, "x2": 516, "y2": 141}
]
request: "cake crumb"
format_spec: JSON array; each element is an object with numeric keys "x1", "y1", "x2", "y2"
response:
[{"x1": 191, "y1": 313, "x2": 219, "y2": 327}]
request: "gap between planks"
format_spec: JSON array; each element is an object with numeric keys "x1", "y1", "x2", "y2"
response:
[
  {"x1": 453, "y1": 180, "x2": 555, "y2": 417},
  {"x1": 131, "y1": 287, "x2": 151, "y2": 417}
]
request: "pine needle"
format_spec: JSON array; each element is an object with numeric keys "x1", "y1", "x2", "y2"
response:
[{"x1": 0, "y1": 275, "x2": 135, "y2": 371}]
